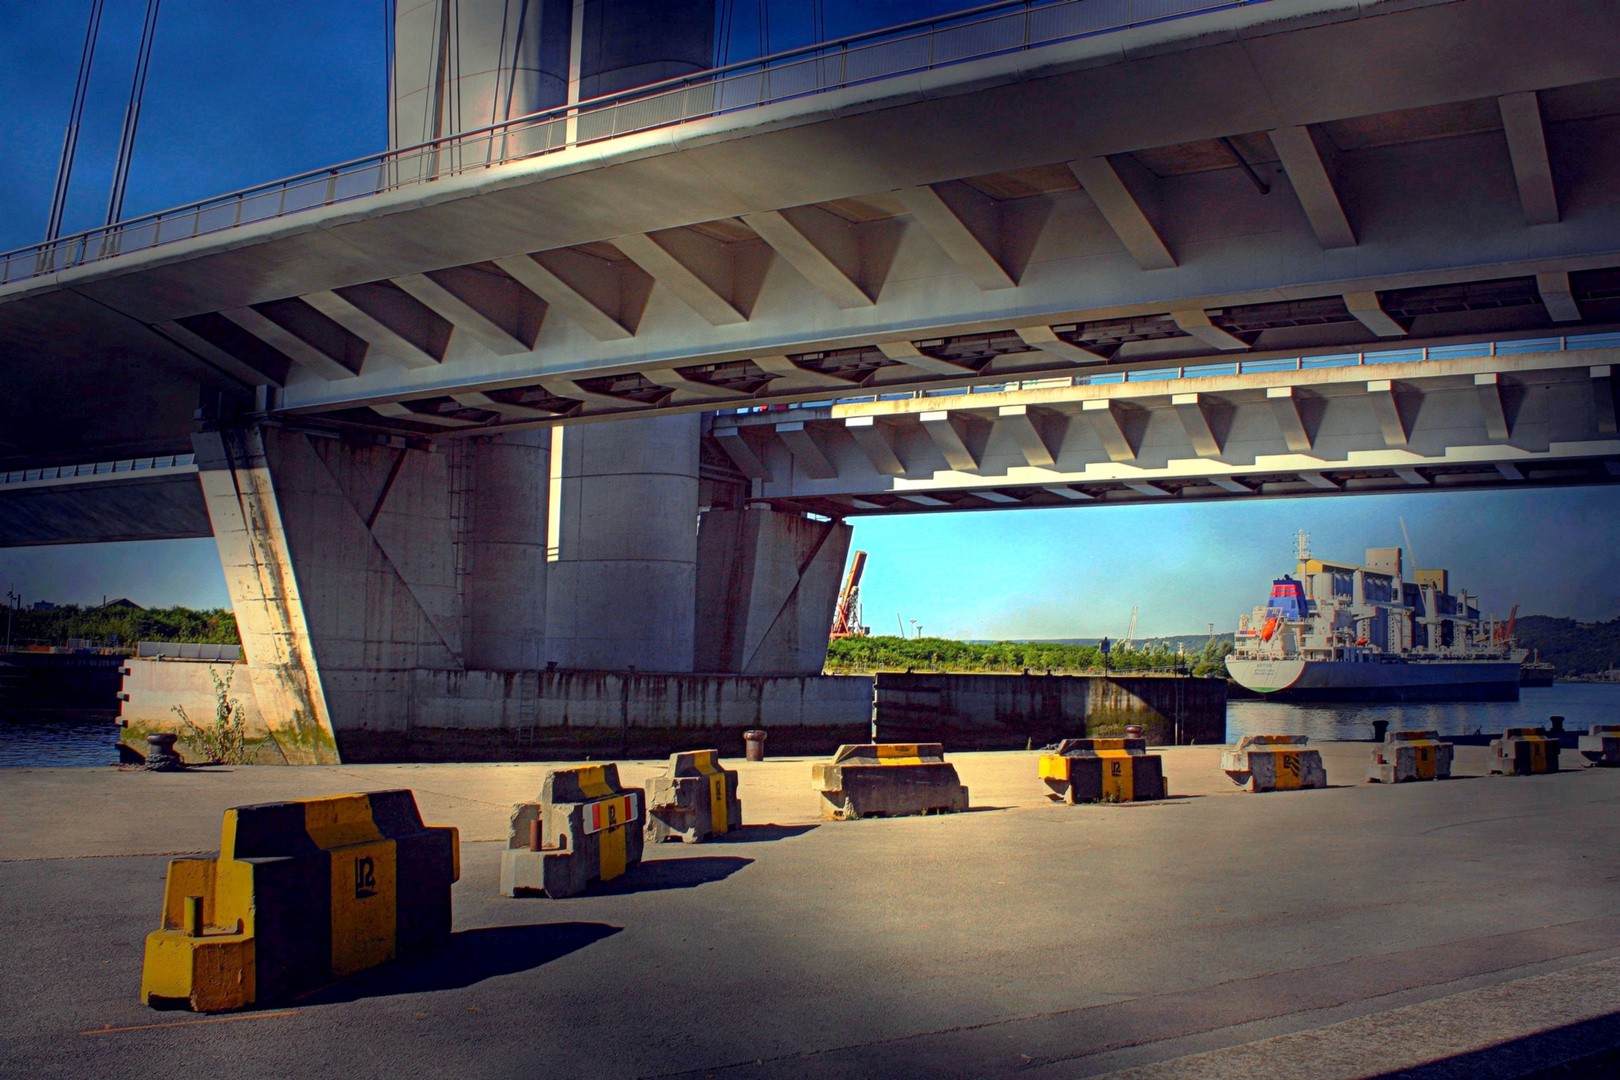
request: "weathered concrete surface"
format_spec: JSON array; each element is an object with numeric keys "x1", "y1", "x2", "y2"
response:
[
  {"x1": 1, "y1": 745, "x2": 1615, "y2": 1079},
  {"x1": 874, "y1": 671, "x2": 1226, "y2": 749}
]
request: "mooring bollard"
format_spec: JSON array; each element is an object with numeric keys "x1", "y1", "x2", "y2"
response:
[
  {"x1": 744, "y1": 729, "x2": 767, "y2": 762},
  {"x1": 144, "y1": 732, "x2": 184, "y2": 772}
]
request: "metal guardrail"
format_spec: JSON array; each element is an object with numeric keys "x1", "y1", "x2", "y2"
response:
[
  {"x1": 728, "y1": 332, "x2": 1620, "y2": 414},
  {"x1": 0, "y1": 0, "x2": 1271, "y2": 287},
  {"x1": 0, "y1": 452, "x2": 195, "y2": 486},
  {"x1": 136, "y1": 641, "x2": 242, "y2": 661}
]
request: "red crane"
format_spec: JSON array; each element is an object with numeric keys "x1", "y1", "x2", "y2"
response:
[
  {"x1": 829, "y1": 550, "x2": 869, "y2": 639},
  {"x1": 1494, "y1": 604, "x2": 1519, "y2": 643}
]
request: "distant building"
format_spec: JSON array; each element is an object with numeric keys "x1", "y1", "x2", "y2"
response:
[
  {"x1": 98, "y1": 598, "x2": 144, "y2": 611},
  {"x1": 30, "y1": 601, "x2": 56, "y2": 611}
]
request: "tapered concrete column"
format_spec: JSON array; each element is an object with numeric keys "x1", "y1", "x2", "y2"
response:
[
  {"x1": 462, "y1": 429, "x2": 551, "y2": 670},
  {"x1": 544, "y1": 413, "x2": 701, "y2": 671}
]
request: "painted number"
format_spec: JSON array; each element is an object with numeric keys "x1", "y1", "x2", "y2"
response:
[
  {"x1": 354, "y1": 856, "x2": 377, "y2": 899},
  {"x1": 1110, "y1": 761, "x2": 1123, "y2": 777},
  {"x1": 1281, "y1": 754, "x2": 1301, "y2": 777},
  {"x1": 605, "y1": 804, "x2": 618, "y2": 827}
]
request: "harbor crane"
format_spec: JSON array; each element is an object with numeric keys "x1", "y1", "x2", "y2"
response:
[{"x1": 830, "y1": 550, "x2": 869, "y2": 640}]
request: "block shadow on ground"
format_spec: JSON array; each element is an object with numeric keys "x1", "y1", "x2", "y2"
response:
[
  {"x1": 297, "y1": 922, "x2": 621, "y2": 1005},
  {"x1": 708, "y1": 824, "x2": 818, "y2": 843},
  {"x1": 593, "y1": 855, "x2": 755, "y2": 895},
  {"x1": 1373, "y1": 1010, "x2": 1620, "y2": 1079}
]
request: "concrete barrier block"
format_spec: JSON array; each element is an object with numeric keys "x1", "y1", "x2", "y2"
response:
[
  {"x1": 140, "y1": 790, "x2": 459, "y2": 1012},
  {"x1": 1038, "y1": 737, "x2": 1166, "y2": 803},
  {"x1": 1490, "y1": 727, "x2": 1561, "y2": 775},
  {"x1": 810, "y1": 743, "x2": 969, "y2": 819},
  {"x1": 1578, "y1": 724, "x2": 1620, "y2": 766},
  {"x1": 645, "y1": 749, "x2": 743, "y2": 843},
  {"x1": 500, "y1": 764, "x2": 645, "y2": 898},
  {"x1": 1221, "y1": 734, "x2": 1327, "y2": 792},
  {"x1": 1366, "y1": 730, "x2": 1454, "y2": 783}
]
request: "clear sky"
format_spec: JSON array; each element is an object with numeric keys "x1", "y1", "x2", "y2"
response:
[{"x1": 3, "y1": 2, "x2": 1618, "y2": 630}]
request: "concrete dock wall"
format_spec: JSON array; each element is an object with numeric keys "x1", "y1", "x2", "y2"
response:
[{"x1": 873, "y1": 671, "x2": 1227, "y2": 750}]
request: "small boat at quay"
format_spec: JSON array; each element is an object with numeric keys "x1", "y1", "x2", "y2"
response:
[{"x1": 1225, "y1": 532, "x2": 1525, "y2": 702}]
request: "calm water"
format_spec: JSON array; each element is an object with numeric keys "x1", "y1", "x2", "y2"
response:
[{"x1": 3, "y1": 684, "x2": 1618, "y2": 766}]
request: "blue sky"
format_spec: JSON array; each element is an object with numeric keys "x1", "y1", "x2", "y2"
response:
[{"x1": 3, "y1": 2, "x2": 1618, "y2": 631}]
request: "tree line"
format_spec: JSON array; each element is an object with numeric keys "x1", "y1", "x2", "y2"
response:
[{"x1": 824, "y1": 635, "x2": 1235, "y2": 677}]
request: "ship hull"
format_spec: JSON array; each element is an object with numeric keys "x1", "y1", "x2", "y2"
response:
[{"x1": 1225, "y1": 657, "x2": 1521, "y2": 702}]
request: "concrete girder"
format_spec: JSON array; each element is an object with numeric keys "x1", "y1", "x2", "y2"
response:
[
  {"x1": 1536, "y1": 272, "x2": 1582, "y2": 323},
  {"x1": 1042, "y1": 485, "x2": 1093, "y2": 501},
  {"x1": 877, "y1": 340, "x2": 978, "y2": 377},
  {"x1": 392, "y1": 265, "x2": 546, "y2": 356},
  {"x1": 974, "y1": 490, "x2": 1021, "y2": 504},
  {"x1": 844, "y1": 416, "x2": 905, "y2": 475},
  {"x1": 1124, "y1": 481, "x2": 1172, "y2": 498},
  {"x1": 894, "y1": 184, "x2": 1016, "y2": 291},
  {"x1": 1015, "y1": 326, "x2": 1108, "y2": 364},
  {"x1": 538, "y1": 375, "x2": 655, "y2": 411},
  {"x1": 641, "y1": 367, "x2": 752, "y2": 403},
  {"x1": 1344, "y1": 292, "x2": 1406, "y2": 338},
  {"x1": 900, "y1": 493, "x2": 952, "y2": 507},
  {"x1": 1498, "y1": 91, "x2": 1559, "y2": 226},
  {"x1": 1081, "y1": 399, "x2": 1143, "y2": 462},
  {"x1": 1474, "y1": 372, "x2": 1514, "y2": 443},
  {"x1": 919, "y1": 411, "x2": 988, "y2": 471},
  {"x1": 611, "y1": 229, "x2": 754, "y2": 326},
  {"x1": 1171, "y1": 309, "x2": 1248, "y2": 352},
  {"x1": 1394, "y1": 467, "x2": 1430, "y2": 486},
  {"x1": 1209, "y1": 477, "x2": 1256, "y2": 494},
  {"x1": 1496, "y1": 462, "x2": 1525, "y2": 481},
  {"x1": 1066, "y1": 156, "x2": 1175, "y2": 271},
  {"x1": 220, "y1": 301, "x2": 366, "y2": 381},
  {"x1": 303, "y1": 287, "x2": 446, "y2": 369},
  {"x1": 370, "y1": 401, "x2": 482, "y2": 427},
  {"x1": 997, "y1": 404, "x2": 1067, "y2": 467},
  {"x1": 1171, "y1": 392, "x2": 1233, "y2": 457},
  {"x1": 1367, "y1": 379, "x2": 1421, "y2": 447},
  {"x1": 153, "y1": 317, "x2": 289, "y2": 388},
  {"x1": 492, "y1": 249, "x2": 652, "y2": 340},
  {"x1": 713, "y1": 426, "x2": 772, "y2": 481},
  {"x1": 1593, "y1": 366, "x2": 1618, "y2": 436},
  {"x1": 741, "y1": 207, "x2": 873, "y2": 309},
  {"x1": 753, "y1": 353, "x2": 860, "y2": 390},
  {"x1": 775, "y1": 421, "x2": 838, "y2": 479},
  {"x1": 1268, "y1": 125, "x2": 1356, "y2": 250},
  {"x1": 1267, "y1": 386, "x2": 1322, "y2": 452},
  {"x1": 1300, "y1": 471, "x2": 1341, "y2": 490},
  {"x1": 449, "y1": 391, "x2": 566, "y2": 420}
]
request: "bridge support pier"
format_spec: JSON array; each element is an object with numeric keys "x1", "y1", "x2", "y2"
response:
[{"x1": 186, "y1": 418, "x2": 849, "y2": 761}]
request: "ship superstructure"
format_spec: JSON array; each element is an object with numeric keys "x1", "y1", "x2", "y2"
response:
[{"x1": 1225, "y1": 532, "x2": 1525, "y2": 701}]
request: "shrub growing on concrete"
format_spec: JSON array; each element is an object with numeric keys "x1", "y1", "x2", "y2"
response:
[{"x1": 171, "y1": 667, "x2": 247, "y2": 764}]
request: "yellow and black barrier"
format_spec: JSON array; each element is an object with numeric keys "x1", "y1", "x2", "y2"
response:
[
  {"x1": 500, "y1": 764, "x2": 645, "y2": 898},
  {"x1": 1367, "y1": 729, "x2": 1453, "y2": 783},
  {"x1": 1221, "y1": 734, "x2": 1328, "y2": 792},
  {"x1": 646, "y1": 749, "x2": 742, "y2": 843},
  {"x1": 140, "y1": 790, "x2": 460, "y2": 1012},
  {"x1": 1039, "y1": 737, "x2": 1165, "y2": 803},
  {"x1": 1579, "y1": 724, "x2": 1620, "y2": 766},
  {"x1": 1491, "y1": 727, "x2": 1561, "y2": 775},
  {"x1": 811, "y1": 743, "x2": 969, "y2": 820}
]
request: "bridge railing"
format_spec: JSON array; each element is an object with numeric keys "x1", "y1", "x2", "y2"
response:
[
  {"x1": 0, "y1": 453, "x2": 195, "y2": 487},
  {"x1": 0, "y1": 0, "x2": 1272, "y2": 287}
]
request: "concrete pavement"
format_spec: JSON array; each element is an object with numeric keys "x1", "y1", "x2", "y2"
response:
[{"x1": 3, "y1": 744, "x2": 1617, "y2": 1078}]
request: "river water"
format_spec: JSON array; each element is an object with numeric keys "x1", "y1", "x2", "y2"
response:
[{"x1": 3, "y1": 684, "x2": 1617, "y2": 767}]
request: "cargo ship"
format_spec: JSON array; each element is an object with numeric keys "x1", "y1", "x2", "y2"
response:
[{"x1": 1225, "y1": 532, "x2": 1525, "y2": 702}]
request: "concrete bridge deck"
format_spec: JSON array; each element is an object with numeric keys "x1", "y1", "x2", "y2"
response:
[{"x1": 4, "y1": 746, "x2": 1617, "y2": 1078}]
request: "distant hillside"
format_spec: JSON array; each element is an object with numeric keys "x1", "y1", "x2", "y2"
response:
[
  {"x1": 1513, "y1": 616, "x2": 1620, "y2": 675},
  {"x1": 4, "y1": 605, "x2": 239, "y2": 649}
]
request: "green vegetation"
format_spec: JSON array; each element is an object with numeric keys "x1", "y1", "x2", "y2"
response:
[
  {"x1": 172, "y1": 667, "x2": 249, "y2": 764},
  {"x1": 1514, "y1": 616, "x2": 1620, "y2": 675},
  {"x1": 3, "y1": 604, "x2": 239, "y2": 649},
  {"x1": 825, "y1": 635, "x2": 1235, "y2": 677}
]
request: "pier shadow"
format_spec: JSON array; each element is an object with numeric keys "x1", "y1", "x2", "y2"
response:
[
  {"x1": 593, "y1": 855, "x2": 754, "y2": 895},
  {"x1": 297, "y1": 921, "x2": 620, "y2": 1005}
]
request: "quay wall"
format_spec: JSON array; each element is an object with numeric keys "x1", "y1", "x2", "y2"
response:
[{"x1": 119, "y1": 660, "x2": 1222, "y2": 763}]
